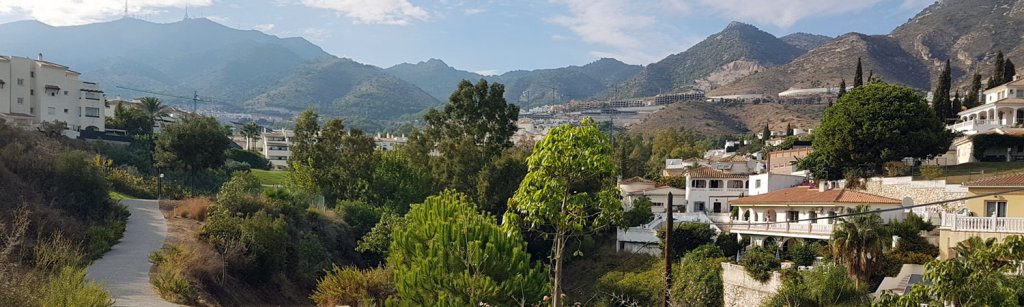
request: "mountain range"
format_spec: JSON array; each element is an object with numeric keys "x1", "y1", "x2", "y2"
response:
[{"x1": 1, "y1": 0, "x2": 1021, "y2": 131}]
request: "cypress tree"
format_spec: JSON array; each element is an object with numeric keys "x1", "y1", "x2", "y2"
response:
[
  {"x1": 853, "y1": 58, "x2": 864, "y2": 87},
  {"x1": 966, "y1": 73, "x2": 982, "y2": 108},
  {"x1": 837, "y1": 79, "x2": 847, "y2": 99},
  {"x1": 1003, "y1": 59, "x2": 1016, "y2": 84},
  {"x1": 989, "y1": 51, "x2": 1005, "y2": 89},
  {"x1": 761, "y1": 123, "x2": 771, "y2": 143},
  {"x1": 786, "y1": 123, "x2": 794, "y2": 136},
  {"x1": 867, "y1": 70, "x2": 874, "y2": 83},
  {"x1": 951, "y1": 90, "x2": 962, "y2": 116},
  {"x1": 932, "y1": 59, "x2": 952, "y2": 120}
]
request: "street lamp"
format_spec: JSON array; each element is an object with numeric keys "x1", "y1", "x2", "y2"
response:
[{"x1": 158, "y1": 173, "x2": 164, "y2": 200}]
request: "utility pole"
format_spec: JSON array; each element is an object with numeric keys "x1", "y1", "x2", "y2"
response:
[{"x1": 664, "y1": 192, "x2": 674, "y2": 307}]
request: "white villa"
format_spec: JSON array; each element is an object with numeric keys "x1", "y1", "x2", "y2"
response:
[
  {"x1": 684, "y1": 166, "x2": 750, "y2": 216},
  {"x1": 948, "y1": 77, "x2": 1024, "y2": 164},
  {"x1": 730, "y1": 184, "x2": 905, "y2": 245},
  {"x1": 0, "y1": 55, "x2": 106, "y2": 137},
  {"x1": 618, "y1": 177, "x2": 686, "y2": 214}
]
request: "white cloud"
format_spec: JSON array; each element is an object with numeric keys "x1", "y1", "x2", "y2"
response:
[
  {"x1": 548, "y1": 0, "x2": 691, "y2": 64},
  {"x1": 696, "y1": 0, "x2": 883, "y2": 28},
  {"x1": 474, "y1": 69, "x2": 499, "y2": 76},
  {"x1": 299, "y1": 0, "x2": 429, "y2": 25},
  {"x1": 464, "y1": 8, "x2": 485, "y2": 15},
  {"x1": 0, "y1": 0, "x2": 212, "y2": 26}
]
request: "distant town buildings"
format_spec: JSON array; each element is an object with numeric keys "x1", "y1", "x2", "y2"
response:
[{"x1": 0, "y1": 55, "x2": 106, "y2": 137}]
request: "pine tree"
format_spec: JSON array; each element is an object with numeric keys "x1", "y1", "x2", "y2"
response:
[
  {"x1": 853, "y1": 58, "x2": 864, "y2": 87},
  {"x1": 837, "y1": 79, "x2": 847, "y2": 99},
  {"x1": 951, "y1": 90, "x2": 962, "y2": 117},
  {"x1": 932, "y1": 59, "x2": 952, "y2": 121},
  {"x1": 1003, "y1": 59, "x2": 1016, "y2": 84},
  {"x1": 966, "y1": 73, "x2": 982, "y2": 108}
]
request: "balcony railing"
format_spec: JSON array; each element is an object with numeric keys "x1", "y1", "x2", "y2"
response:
[
  {"x1": 730, "y1": 221, "x2": 834, "y2": 236},
  {"x1": 940, "y1": 215, "x2": 1024, "y2": 233},
  {"x1": 947, "y1": 119, "x2": 1006, "y2": 134}
]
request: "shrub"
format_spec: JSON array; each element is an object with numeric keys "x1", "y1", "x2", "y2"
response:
[
  {"x1": 54, "y1": 150, "x2": 112, "y2": 219},
  {"x1": 39, "y1": 266, "x2": 113, "y2": 307},
  {"x1": 336, "y1": 200, "x2": 382, "y2": 240},
  {"x1": 920, "y1": 165, "x2": 944, "y2": 180},
  {"x1": 311, "y1": 265, "x2": 395, "y2": 307},
  {"x1": 83, "y1": 203, "x2": 129, "y2": 261},
  {"x1": 672, "y1": 245, "x2": 725, "y2": 306},
  {"x1": 621, "y1": 196, "x2": 655, "y2": 227},
  {"x1": 596, "y1": 261, "x2": 662, "y2": 306},
  {"x1": 715, "y1": 233, "x2": 742, "y2": 259},
  {"x1": 171, "y1": 197, "x2": 214, "y2": 221},
  {"x1": 149, "y1": 244, "x2": 197, "y2": 304},
  {"x1": 658, "y1": 222, "x2": 716, "y2": 259},
  {"x1": 787, "y1": 241, "x2": 816, "y2": 267},
  {"x1": 34, "y1": 231, "x2": 84, "y2": 272},
  {"x1": 884, "y1": 161, "x2": 910, "y2": 177},
  {"x1": 742, "y1": 246, "x2": 780, "y2": 283},
  {"x1": 764, "y1": 263, "x2": 868, "y2": 306}
]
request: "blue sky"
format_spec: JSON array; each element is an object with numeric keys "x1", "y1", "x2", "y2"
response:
[{"x1": 0, "y1": 0, "x2": 935, "y2": 74}]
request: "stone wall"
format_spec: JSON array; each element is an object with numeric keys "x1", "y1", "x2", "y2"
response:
[
  {"x1": 721, "y1": 262, "x2": 782, "y2": 307},
  {"x1": 863, "y1": 176, "x2": 967, "y2": 214}
]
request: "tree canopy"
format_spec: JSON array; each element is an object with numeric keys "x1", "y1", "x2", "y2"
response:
[
  {"x1": 798, "y1": 82, "x2": 953, "y2": 180},
  {"x1": 154, "y1": 115, "x2": 231, "y2": 172}
]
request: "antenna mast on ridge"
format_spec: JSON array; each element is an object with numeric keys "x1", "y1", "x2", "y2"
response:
[
  {"x1": 124, "y1": 0, "x2": 128, "y2": 17},
  {"x1": 184, "y1": 1, "x2": 190, "y2": 20}
]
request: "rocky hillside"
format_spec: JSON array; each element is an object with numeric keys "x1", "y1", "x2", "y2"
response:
[
  {"x1": 496, "y1": 58, "x2": 642, "y2": 108},
  {"x1": 628, "y1": 101, "x2": 826, "y2": 136},
  {"x1": 781, "y1": 33, "x2": 834, "y2": 51},
  {"x1": 604, "y1": 22, "x2": 805, "y2": 98},
  {"x1": 711, "y1": 33, "x2": 931, "y2": 96},
  {"x1": 716, "y1": 0, "x2": 1024, "y2": 96}
]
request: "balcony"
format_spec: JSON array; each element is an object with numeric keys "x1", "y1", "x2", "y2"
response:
[
  {"x1": 947, "y1": 119, "x2": 1007, "y2": 135},
  {"x1": 730, "y1": 221, "x2": 834, "y2": 238},
  {"x1": 940, "y1": 215, "x2": 1024, "y2": 233}
]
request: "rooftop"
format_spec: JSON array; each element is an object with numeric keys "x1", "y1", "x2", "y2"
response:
[
  {"x1": 731, "y1": 186, "x2": 901, "y2": 205},
  {"x1": 686, "y1": 166, "x2": 748, "y2": 178},
  {"x1": 964, "y1": 172, "x2": 1024, "y2": 187}
]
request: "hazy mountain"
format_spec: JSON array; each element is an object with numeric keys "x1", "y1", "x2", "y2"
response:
[
  {"x1": 247, "y1": 58, "x2": 439, "y2": 121},
  {"x1": 603, "y1": 21, "x2": 805, "y2": 99},
  {"x1": 781, "y1": 33, "x2": 834, "y2": 51},
  {"x1": 495, "y1": 58, "x2": 642, "y2": 108},
  {"x1": 385, "y1": 59, "x2": 485, "y2": 101}
]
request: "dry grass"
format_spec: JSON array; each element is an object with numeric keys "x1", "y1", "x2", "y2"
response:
[{"x1": 164, "y1": 197, "x2": 214, "y2": 222}]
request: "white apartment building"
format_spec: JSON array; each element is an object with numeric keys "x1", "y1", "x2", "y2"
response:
[
  {"x1": 0, "y1": 55, "x2": 105, "y2": 136},
  {"x1": 261, "y1": 129, "x2": 293, "y2": 170},
  {"x1": 375, "y1": 133, "x2": 408, "y2": 151}
]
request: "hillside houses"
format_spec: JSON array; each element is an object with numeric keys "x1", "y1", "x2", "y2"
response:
[{"x1": 949, "y1": 78, "x2": 1024, "y2": 164}]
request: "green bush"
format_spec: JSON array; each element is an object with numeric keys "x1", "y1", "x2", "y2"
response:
[
  {"x1": 311, "y1": 265, "x2": 395, "y2": 307},
  {"x1": 764, "y1": 263, "x2": 868, "y2": 306},
  {"x1": 337, "y1": 200, "x2": 382, "y2": 240},
  {"x1": 672, "y1": 245, "x2": 725, "y2": 306},
  {"x1": 596, "y1": 261, "x2": 662, "y2": 306},
  {"x1": 741, "y1": 246, "x2": 780, "y2": 283},
  {"x1": 34, "y1": 231, "x2": 84, "y2": 272},
  {"x1": 621, "y1": 196, "x2": 655, "y2": 227},
  {"x1": 658, "y1": 222, "x2": 716, "y2": 259},
  {"x1": 39, "y1": 266, "x2": 113, "y2": 307},
  {"x1": 920, "y1": 165, "x2": 944, "y2": 180},
  {"x1": 54, "y1": 150, "x2": 112, "y2": 219},
  {"x1": 149, "y1": 244, "x2": 197, "y2": 304},
  {"x1": 787, "y1": 241, "x2": 816, "y2": 267},
  {"x1": 715, "y1": 233, "x2": 743, "y2": 259},
  {"x1": 83, "y1": 203, "x2": 129, "y2": 261},
  {"x1": 884, "y1": 161, "x2": 911, "y2": 177}
]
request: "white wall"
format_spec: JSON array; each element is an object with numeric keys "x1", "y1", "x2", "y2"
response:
[
  {"x1": 748, "y1": 173, "x2": 806, "y2": 196},
  {"x1": 685, "y1": 175, "x2": 747, "y2": 213}
]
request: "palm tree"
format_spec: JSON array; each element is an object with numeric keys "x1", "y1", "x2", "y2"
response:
[
  {"x1": 139, "y1": 97, "x2": 169, "y2": 129},
  {"x1": 831, "y1": 205, "x2": 888, "y2": 287},
  {"x1": 240, "y1": 122, "x2": 262, "y2": 151}
]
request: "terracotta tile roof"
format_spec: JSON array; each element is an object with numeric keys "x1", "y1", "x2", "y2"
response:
[
  {"x1": 620, "y1": 176, "x2": 656, "y2": 184},
  {"x1": 731, "y1": 186, "x2": 901, "y2": 205},
  {"x1": 662, "y1": 168, "x2": 685, "y2": 177},
  {"x1": 685, "y1": 166, "x2": 748, "y2": 178},
  {"x1": 964, "y1": 172, "x2": 1024, "y2": 187}
]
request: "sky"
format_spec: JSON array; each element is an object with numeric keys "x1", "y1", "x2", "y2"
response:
[{"x1": 0, "y1": 0, "x2": 936, "y2": 75}]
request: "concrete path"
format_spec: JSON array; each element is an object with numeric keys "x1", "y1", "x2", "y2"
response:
[{"x1": 87, "y1": 199, "x2": 179, "y2": 307}]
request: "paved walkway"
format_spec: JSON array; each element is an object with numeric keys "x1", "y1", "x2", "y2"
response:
[{"x1": 87, "y1": 199, "x2": 179, "y2": 307}]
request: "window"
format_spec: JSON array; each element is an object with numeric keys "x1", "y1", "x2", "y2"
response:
[
  {"x1": 727, "y1": 180, "x2": 744, "y2": 189},
  {"x1": 694, "y1": 201, "x2": 705, "y2": 212},
  {"x1": 808, "y1": 211, "x2": 818, "y2": 223},
  {"x1": 691, "y1": 180, "x2": 706, "y2": 188},
  {"x1": 709, "y1": 180, "x2": 723, "y2": 188},
  {"x1": 755, "y1": 179, "x2": 762, "y2": 188},
  {"x1": 84, "y1": 107, "x2": 100, "y2": 118},
  {"x1": 63, "y1": 108, "x2": 68, "y2": 114},
  {"x1": 713, "y1": 202, "x2": 722, "y2": 213},
  {"x1": 986, "y1": 201, "x2": 1008, "y2": 217},
  {"x1": 827, "y1": 211, "x2": 837, "y2": 224},
  {"x1": 17, "y1": 78, "x2": 23, "y2": 86},
  {"x1": 787, "y1": 211, "x2": 799, "y2": 222},
  {"x1": 16, "y1": 97, "x2": 23, "y2": 104},
  {"x1": 47, "y1": 107, "x2": 55, "y2": 115},
  {"x1": 63, "y1": 91, "x2": 68, "y2": 95},
  {"x1": 29, "y1": 89, "x2": 34, "y2": 96},
  {"x1": 29, "y1": 71, "x2": 34, "y2": 78}
]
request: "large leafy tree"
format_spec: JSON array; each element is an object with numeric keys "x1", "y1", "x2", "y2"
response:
[
  {"x1": 830, "y1": 205, "x2": 888, "y2": 287},
  {"x1": 798, "y1": 82, "x2": 953, "y2": 180},
  {"x1": 420, "y1": 79, "x2": 519, "y2": 194},
  {"x1": 106, "y1": 101, "x2": 153, "y2": 135},
  {"x1": 389, "y1": 190, "x2": 547, "y2": 306},
  {"x1": 877, "y1": 236, "x2": 1024, "y2": 306},
  {"x1": 154, "y1": 114, "x2": 231, "y2": 172},
  {"x1": 289, "y1": 110, "x2": 378, "y2": 203},
  {"x1": 506, "y1": 119, "x2": 621, "y2": 306}
]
